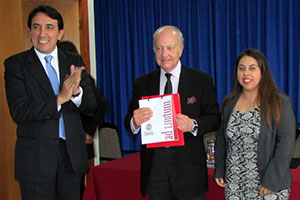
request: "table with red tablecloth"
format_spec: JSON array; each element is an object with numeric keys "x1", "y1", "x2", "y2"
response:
[{"x1": 83, "y1": 152, "x2": 300, "y2": 200}]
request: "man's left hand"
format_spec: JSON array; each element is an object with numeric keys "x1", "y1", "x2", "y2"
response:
[
  {"x1": 70, "y1": 65, "x2": 85, "y2": 95},
  {"x1": 176, "y1": 114, "x2": 194, "y2": 132}
]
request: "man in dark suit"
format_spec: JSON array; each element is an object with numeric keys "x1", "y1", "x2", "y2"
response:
[
  {"x1": 4, "y1": 5, "x2": 96, "y2": 200},
  {"x1": 124, "y1": 25, "x2": 220, "y2": 200}
]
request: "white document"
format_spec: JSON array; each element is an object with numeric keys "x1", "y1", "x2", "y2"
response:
[{"x1": 139, "y1": 95, "x2": 176, "y2": 144}]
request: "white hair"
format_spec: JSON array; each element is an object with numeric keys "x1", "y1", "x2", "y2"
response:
[{"x1": 153, "y1": 25, "x2": 184, "y2": 52}]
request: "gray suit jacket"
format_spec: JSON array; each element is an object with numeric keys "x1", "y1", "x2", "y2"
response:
[
  {"x1": 214, "y1": 92, "x2": 296, "y2": 192},
  {"x1": 4, "y1": 47, "x2": 97, "y2": 183}
]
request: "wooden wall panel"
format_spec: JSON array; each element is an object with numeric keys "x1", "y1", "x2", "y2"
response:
[
  {"x1": 79, "y1": 0, "x2": 91, "y2": 73},
  {"x1": 0, "y1": 0, "x2": 23, "y2": 199}
]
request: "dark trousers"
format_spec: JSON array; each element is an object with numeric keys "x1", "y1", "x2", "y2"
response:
[
  {"x1": 19, "y1": 139, "x2": 82, "y2": 200},
  {"x1": 147, "y1": 148, "x2": 206, "y2": 200}
]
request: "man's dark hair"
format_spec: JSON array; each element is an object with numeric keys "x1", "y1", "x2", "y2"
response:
[{"x1": 27, "y1": 5, "x2": 64, "y2": 30}]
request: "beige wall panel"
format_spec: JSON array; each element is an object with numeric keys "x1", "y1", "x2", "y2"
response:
[{"x1": 0, "y1": 0, "x2": 23, "y2": 199}]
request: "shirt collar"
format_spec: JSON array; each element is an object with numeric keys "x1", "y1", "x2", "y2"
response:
[{"x1": 34, "y1": 46, "x2": 58, "y2": 64}]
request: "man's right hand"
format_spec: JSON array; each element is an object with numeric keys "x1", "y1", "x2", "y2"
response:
[
  {"x1": 85, "y1": 133, "x2": 94, "y2": 144},
  {"x1": 133, "y1": 107, "x2": 153, "y2": 128}
]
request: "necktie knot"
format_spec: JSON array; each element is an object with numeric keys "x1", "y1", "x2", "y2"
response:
[
  {"x1": 45, "y1": 55, "x2": 52, "y2": 64},
  {"x1": 165, "y1": 73, "x2": 172, "y2": 80}
]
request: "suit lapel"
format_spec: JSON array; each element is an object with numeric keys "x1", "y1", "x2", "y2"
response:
[
  {"x1": 57, "y1": 48, "x2": 69, "y2": 90},
  {"x1": 25, "y1": 48, "x2": 55, "y2": 95},
  {"x1": 178, "y1": 65, "x2": 193, "y2": 105},
  {"x1": 150, "y1": 68, "x2": 160, "y2": 95}
]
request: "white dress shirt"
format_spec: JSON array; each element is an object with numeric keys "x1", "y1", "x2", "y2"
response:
[{"x1": 34, "y1": 46, "x2": 83, "y2": 110}]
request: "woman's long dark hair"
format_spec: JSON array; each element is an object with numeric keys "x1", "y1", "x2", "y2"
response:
[{"x1": 222, "y1": 48, "x2": 281, "y2": 129}]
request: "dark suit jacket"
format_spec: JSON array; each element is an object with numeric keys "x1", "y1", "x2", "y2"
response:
[
  {"x1": 4, "y1": 47, "x2": 97, "y2": 183},
  {"x1": 81, "y1": 75, "x2": 107, "y2": 158},
  {"x1": 124, "y1": 65, "x2": 221, "y2": 198},
  {"x1": 214, "y1": 92, "x2": 296, "y2": 192}
]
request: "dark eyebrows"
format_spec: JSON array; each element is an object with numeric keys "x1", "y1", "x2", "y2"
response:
[
  {"x1": 31, "y1": 23, "x2": 55, "y2": 28},
  {"x1": 249, "y1": 64, "x2": 259, "y2": 68},
  {"x1": 238, "y1": 63, "x2": 258, "y2": 67},
  {"x1": 46, "y1": 23, "x2": 55, "y2": 27}
]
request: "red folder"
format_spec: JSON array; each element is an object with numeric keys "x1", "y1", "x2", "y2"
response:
[{"x1": 141, "y1": 93, "x2": 185, "y2": 148}]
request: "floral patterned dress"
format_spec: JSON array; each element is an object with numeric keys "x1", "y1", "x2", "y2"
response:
[{"x1": 225, "y1": 108, "x2": 290, "y2": 200}]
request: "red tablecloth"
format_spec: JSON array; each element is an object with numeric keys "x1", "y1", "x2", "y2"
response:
[
  {"x1": 83, "y1": 153, "x2": 148, "y2": 200},
  {"x1": 83, "y1": 152, "x2": 300, "y2": 200}
]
